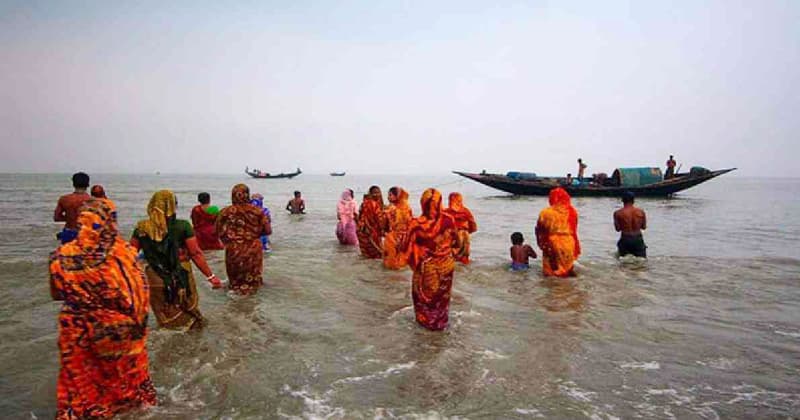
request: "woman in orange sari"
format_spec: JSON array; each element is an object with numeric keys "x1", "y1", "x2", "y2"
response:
[
  {"x1": 535, "y1": 187, "x2": 581, "y2": 277},
  {"x1": 444, "y1": 192, "x2": 477, "y2": 264},
  {"x1": 404, "y1": 188, "x2": 459, "y2": 330},
  {"x1": 216, "y1": 184, "x2": 272, "y2": 294},
  {"x1": 357, "y1": 185, "x2": 385, "y2": 259},
  {"x1": 49, "y1": 198, "x2": 156, "y2": 419},
  {"x1": 382, "y1": 187, "x2": 413, "y2": 269}
]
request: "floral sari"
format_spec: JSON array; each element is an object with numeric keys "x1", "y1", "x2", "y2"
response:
[
  {"x1": 382, "y1": 188, "x2": 413, "y2": 269},
  {"x1": 444, "y1": 192, "x2": 477, "y2": 264},
  {"x1": 535, "y1": 188, "x2": 581, "y2": 277}
]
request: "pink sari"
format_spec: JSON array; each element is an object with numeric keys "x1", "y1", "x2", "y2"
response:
[{"x1": 336, "y1": 190, "x2": 359, "y2": 245}]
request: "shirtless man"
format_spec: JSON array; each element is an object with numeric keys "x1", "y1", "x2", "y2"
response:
[
  {"x1": 577, "y1": 158, "x2": 587, "y2": 180},
  {"x1": 613, "y1": 191, "x2": 647, "y2": 258},
  {"x1": 54, "y1": 172, "x2": 92, "y2": 244},
  {"x1": 665, "y1": 155, "x2": 677, "y2": 179},
  {"x1": 286, "y1": 190, "x2": 306, "y2": 214}
]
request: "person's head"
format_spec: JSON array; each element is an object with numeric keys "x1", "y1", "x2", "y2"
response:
[
  {"x1": 511, "y1": 232, "x2": 524, "y2": 245},
  {"x1": 232, "y1": 184, "x2": 250, "y2": 205},
  {"x1": 669, "y1": 155, "x2": 674, "y2": 159},
  {"x1": 72, "y1": 172, "x2": 90, "y2": 189},
  {"x1": 549, "y1": 187, "x2": 572, "y2": 207},
  {"x1": 420, "y1": 188, "x2": 442, "y2": 219},
  {"x1": 567, "y1": 173, "x2": 572, "y2": 178},
  {"x1": 294, "y1": 190, "x2": 301, "y2": 198},
  {"x1": 368, "y1": 185, "x2": 382, "y2": 200},
  {"x1": 90, "y1": 185, "x2": 106, "y2": 198},
  {"x1": 388, "y1": 186, "x2": 399, "y2": 203},
  {"x1": 622, "y1": 191, "x2": 635, "y2": 205},
  {"x1": 348, "y1": 189, "x2": 354, "y2": 199},
  {"x1": 448, "y1": 192, "x2": 464, "y2": 210},
  {"x1": 250, "y1": 193, "x2": 264, "y2": 208},
  {"x1": 578, "y1": 158, "x2": 582, "y2": 163},
  {"x1": 198, "y1": 192, "x2": 210, "y2": 205}
]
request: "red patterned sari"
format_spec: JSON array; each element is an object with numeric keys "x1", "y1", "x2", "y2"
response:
[
  {"x1": 383, "y1": 188, "x2": 413, "y2": 269},
  {"x1": 405, "y1": 189, "x2": 459, "y2": 331},
  {"x1": 357, "y1": 192, "x2": 385, "y2": 259},
  {"x1": 216, "y1": 184, "x2": 272, "y2": 294},
  {"x1": 191, "y1": 205, "x2": 224, "y2": 250},
  {"x1": 49, "y1": 199, "x2": 156, "y2": 419}
]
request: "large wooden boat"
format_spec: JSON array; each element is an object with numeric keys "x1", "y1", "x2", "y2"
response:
[
  {"x1": 453, "y1": 167, "x2": 736, "y2": 197},
  {"x1": 245, "y1": 167, "x2": 302, "y2": 179}
]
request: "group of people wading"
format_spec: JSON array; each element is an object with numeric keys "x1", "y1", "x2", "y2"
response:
[{"x1": 49, "y1": 172, "x2": 647, "y2": 419}]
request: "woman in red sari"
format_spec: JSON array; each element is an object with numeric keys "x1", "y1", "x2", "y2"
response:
[
  {"x1": 49, "y1": 198, "x2": 156, "y2": 419},
  {"x1": 191, "y1": 192, "x2": 224, "y2": 250},
  {"x1": 216, "y1": 184, "x2": 272, "y2": 294},
  {"x1": 444, "y1": 192, "x2": 478, "y2": 264},
  {"x1": 382, "y1": 187, "x2": 413, "y2": 269},
  {"x1": 535, "y1": 187, "x2": 581, "y2": 277},
  {"x1": 357, "y1": 185, "x2": 385, "y2": 259},
  {"x1": 404, "y1": 188, "x2": 459, "y2": 331}
]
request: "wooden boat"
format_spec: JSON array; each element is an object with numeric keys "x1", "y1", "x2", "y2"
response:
[
  {"x1": 245, "y1": 167, "x2": 302, "y2": 179},
  {"x1": 453, "y1": 167, "x2": 736, "y2": 197},
  {"x1": 330, "y1": 172, "x2": 346, "y2": 176}
]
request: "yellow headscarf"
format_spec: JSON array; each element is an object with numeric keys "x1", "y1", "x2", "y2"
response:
[{"x1": 136, "y1": 190, "x2": 176, "y2": 242}]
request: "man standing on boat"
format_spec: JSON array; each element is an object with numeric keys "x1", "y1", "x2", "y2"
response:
[
  {"x1": 665, "y1": 155, "x2": 677, "y2": 179},
  {"x1": 577, "y1": 158, "x2": 587, "y2": 182},
  {"x1": 614, "y1": 191, "x2": 647, "y2": 258}
]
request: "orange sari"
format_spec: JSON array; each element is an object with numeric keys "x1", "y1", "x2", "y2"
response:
[
  {"x1": 357, "y1": 195, "x2": 385, "y2": 259},
  {"x1": 383, "y1": 188, "x2": 413, "y2": 269},
  {"x1": 444, "y1": 192, "x2": 477, "y2": 264},
  {"x1": 405, "y1": 189, "x2": 458, "y2": 331},
  {"x1": 50, "y1": 199, "x2": 156, "y2": 419},
  {"x1": 535, "y1": 188, "x2": 581, "y2": 277}
]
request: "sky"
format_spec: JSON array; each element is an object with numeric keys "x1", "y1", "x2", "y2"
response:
[{"x1": 1, "y1": 0, "x2": 798, "y2": 176}]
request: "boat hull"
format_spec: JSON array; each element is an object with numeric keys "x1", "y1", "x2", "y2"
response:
[
  {"x1": 245, "y1": 169, "x2": 302, "y2": 179},
  {"x1": 453, "y1": 169, "x2": 735, "y2": 197}
]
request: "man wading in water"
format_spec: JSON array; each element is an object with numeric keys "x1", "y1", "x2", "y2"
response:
[{"x1": 614, "y1": 191, "x2": 647, "y2": 258}]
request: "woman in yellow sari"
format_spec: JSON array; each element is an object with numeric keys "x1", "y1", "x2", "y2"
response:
[
  {"x1": 535, "y1": 187, "x2": 581, "y2": 277},
  {"x1": 444, "y1": 192, "x2": 477, "y2": 264},
  {"x1": 382, "y1": 187, "x2": 413, "y2": 269}
]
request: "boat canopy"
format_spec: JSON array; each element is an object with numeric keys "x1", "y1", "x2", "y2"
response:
[
  {"x1": 506, "y1": 171, "x2": 538, "y2": 180},
  {"x1": 611, "y1": 167, "x2": 663, "y2": 187}
]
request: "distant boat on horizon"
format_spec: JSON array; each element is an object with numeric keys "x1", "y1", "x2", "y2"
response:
[
  {"x1": 330, "y1": 172, "x2": 346, "y2": 177},
  {"x1": 245, "y1": 167, "x2": 302, "y2": 179}
]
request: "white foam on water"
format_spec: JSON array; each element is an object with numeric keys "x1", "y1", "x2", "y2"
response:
[
  {"x1": 774, "y1": 330, "x2": 800, "y2": 338},
  {"x1": 280, "y1": 384, "x2": 343, "y2": 420},
  {"x1": 514, "y1": 407, "x2": 545, "y2": 417},
  {"x1": 331, "y1": 361, "x2": 417, "y2": 386},
  {"x1": 476, "y1": 349, "x2": 509, "y2": 360},
  {"x1": 726, "y1": 384, "x2": 800, "y2": 406},
  {"x1": 558, "y1": 381, "x2": 597, "y2": 403},
  {"x1": 619, "y1": 361, "x2": 660, "y2": 370},
  {"x1": 388, "y1": 306, "x2": 413, "y2": 319},
  {"x1": 695, "y1": 358, "x2": 735, "y2": 370}
]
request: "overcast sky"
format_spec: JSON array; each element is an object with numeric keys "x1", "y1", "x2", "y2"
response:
[{"x1": 1, "y1": 1, "x2": 797, "y2": 176}]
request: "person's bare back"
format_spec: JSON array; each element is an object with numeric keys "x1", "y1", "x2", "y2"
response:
[
  {"x1": 510, "y1": 244, "x2": 537, "y2": 265},
  {"x1": 614, "y1": 205, "x2": 646, "y2": 236}
]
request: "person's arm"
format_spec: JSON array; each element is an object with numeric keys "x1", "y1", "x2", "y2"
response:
[
  {"x1": 641, "y1": 210, "x2": 647, "y2": 230},
  {"x1": 49, "y1": 261, "x2": 64, "y2": 301},
  {"x1": 510, "y1": 246, "x2": 515, "y2": 261},
  {"x1": 185, "y1": 237, "x2": 222, "y2": 288},
  {"x1": 286, "y1": 200, "x2": 292, "y2": 213},
  {"x1": 467, "y1": 211, "x2": 478, "y2": 233},
  {"x1": 527, "y1": 244, "x2": 537, "y2": 259},
  {"x1": 54, "y1": 198, "x2": 66, "y2": 222},
  {"x1": 535, "y1": 219, "x2": 546, "y2": 249},
  {"x1": 262, "y1": 214, "x2": 272, "y2": 236},
  {"x1": 300, "y1": 200, "x2": 306, "y2": 214},
  {"x1": 613, "y1": 211, "x2": 622, "y2": 232}
]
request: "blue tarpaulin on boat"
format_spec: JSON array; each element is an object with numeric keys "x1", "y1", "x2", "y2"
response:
[
  {"x1": 506, "y1": 171, "x2": 538, "y2": 180},
  {"x1": 612, "y1": 167, "x2": 663, "y2": 187}
]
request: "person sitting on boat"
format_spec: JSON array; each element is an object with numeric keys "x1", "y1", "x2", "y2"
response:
[
  {"x1": 286, "y1": 190, "x2": 306, "y2": 214},
  {"x1": 665, "y1": 155, "x2": 677, "y2": 179},
  {"x1": 510, "y1": 232, "x2": 537, "y2": 271},
  {"x1": 54, "y1": 172, "x2": 92, "y2": 244},
  {"x1": 614, "y1": 191, "x2": 647, "y2": 258},
  {"x1": 564, "y1": 173, "x2": 573, "y2": 186}
]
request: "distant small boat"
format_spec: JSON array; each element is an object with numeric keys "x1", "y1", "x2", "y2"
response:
[
  {"x1": 245, "y1": 167, "x2": 302, "y2": 179},
  {"x1": 330, "y1": 172, "x2": 346, "y2": 177}
]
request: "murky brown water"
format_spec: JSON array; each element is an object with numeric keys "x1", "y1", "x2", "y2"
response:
[{"x1": 1, "y1": 174, "x2": 798, "y2": 419}]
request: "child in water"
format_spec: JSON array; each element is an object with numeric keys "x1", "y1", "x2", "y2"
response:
[
  {"x1": 510, "y1": 232, "x2": 537, "y2": 271},
  {"x1": 250, "y1": 193, "x2": 272, "y2": 252}
]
